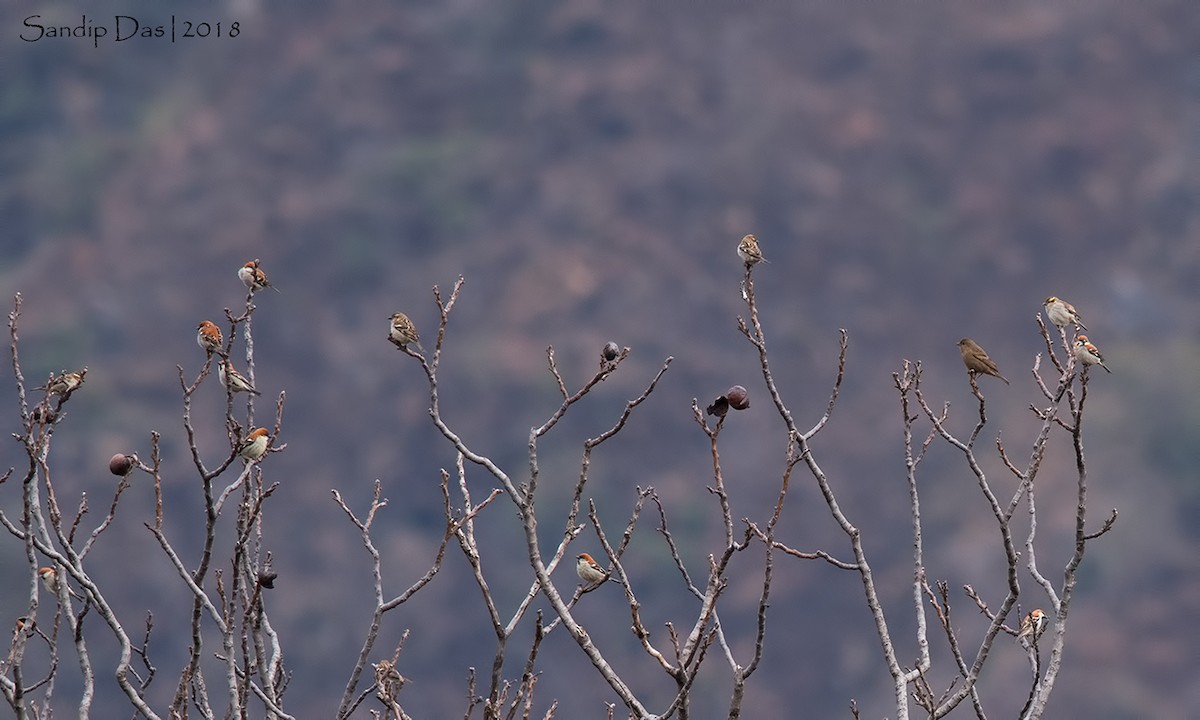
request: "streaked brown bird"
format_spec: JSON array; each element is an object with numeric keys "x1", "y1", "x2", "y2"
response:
[
  {"x1": 737, "y1": 234, "x2": 767, "y2": 267},
  {"x1": 238, "y1": 259, "x2": 279, "y2": 293},
  {"x1": 1073, "y1": 335, "x2": 1112, "y2": 374},
  {"x1": 958, "y1": 338, "x2": 1009, "y2": 385},
  {"x1": 1043, "y1": 296, "x2": 1087, "y2": 330},
  {"x1": 197, "y1": 320, "x2": 223, "y2": 355},
  {"x1": 39, "y1": 369, "x2": 86, "y2": 396},
  {"x1": 388, "y1": 312, "x2": 423, "y2": 352},
  {"x1": 1017, "y1": 608, "x2": 1047, "y2": 644},
  {"x1": 219, "y1": 360, "x2": 262, "y2": 396},
  {"x1": 576, "y1": 552, "x2": 624, "y2": 589}
]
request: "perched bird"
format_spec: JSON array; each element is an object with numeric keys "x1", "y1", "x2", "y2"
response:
[
  {"x1": 219, "y1": 360, "x2": 262, "y2": 396},
  {"x1": 1017, "y1": 608, "x2": 1047, "y2": 644},
  {"x1": 1043, "y1": 296, "x2": 1087, "y2": 331},
  {"x1": 238, "y1": 259, "x2": 279, "y2": 293},
  {"x1": 388, "y1": 312, "x2": 423, "y2": 352},
  {"x1": 958, "y1": 338, "x2": 1010, "y2": 385},
  {"x1": 238, "y1": 427, "x2": 270, "y2": 462},
  {"x1": 38, "y1": 566, "x2": 81, "y2": 599},
  {"x1": 1073, "y1": 335, "x2": 1112, "y2": 374},
  {"x1": 737, "y1": 234, "x2": 767, "y2": 267},
  {"x1": 374, "y1": 659, "x2": 409, "y2": 707},
  {"x1": 197, "y1": 320, "x2": 224, "y2": 355},
  {"x1": 576, "y1": 552, "x2": 618, "y2": 588},
  {"x1": 39, "y1": 370, "x2": 86, "y2": 396}
]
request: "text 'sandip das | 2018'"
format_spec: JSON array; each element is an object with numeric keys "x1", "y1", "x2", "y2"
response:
[{"x1": 21, "y1": 15, "x2": 240, "y2": 48}]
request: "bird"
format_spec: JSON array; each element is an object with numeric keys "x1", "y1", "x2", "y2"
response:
[
  {"x1": 1043, "y1": 296, "x2": 1087, "y2": 331},
  {"x1": 388, "y1": 312, "x2": 423, "y2": 352},
  {"x1": 1073, "y1": 335, "x2": 1112, "y2": 374},
  {"x1": 38, "y1": 566, "x2": 81, "y2": 599},
  {"x1": 1017, "y1": 608, "x2": 1047, "y2": 644},
  {"x1": 576, "y1": 552, "x2": 619, "y2": 589},
  {"x1": 238, "y1": 427, "x2": 270, "y2": 462},
  {"x1": 958, "y1": 338, "x2": 1009, "y2": 385},
  {"x1": 219, "y1": 360, "x2": 262, "y2": 395},
  {"x1": 737, "y1": 234, "x2": 767, "y2": 267},
  {"x1": 373, "y1": 659, "x2": 409, "y2": 707},
  {"x1": 238, "y1": 259, "x2": 279, "y2": 293},
  {"x1": 197, "y1": 320, "x2": 224, "y2": 355},
  {"x1": 39, "y1": 369, "x2": 86, "y2": 396}
]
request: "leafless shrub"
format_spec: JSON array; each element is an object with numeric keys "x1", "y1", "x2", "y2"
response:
[{"x1": 1, "y1": 263, "x2": 1114, "y2": 719}]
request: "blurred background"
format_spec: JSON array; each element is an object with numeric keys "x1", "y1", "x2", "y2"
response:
[{"x1": 2, "y1": 1, "x2": 1197, "y2": 717}]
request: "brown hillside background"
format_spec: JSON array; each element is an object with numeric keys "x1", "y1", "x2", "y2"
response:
[{"x1": 2, "y1": 1, "x2": 1198, "y2": 717}]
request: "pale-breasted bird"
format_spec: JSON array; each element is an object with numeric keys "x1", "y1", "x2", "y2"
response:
[
  {"x1": 38, "y1": 566, "x2": 81, "y2": 599},
  {"x1": 388, "y1": 312, "x2": 423, "y2": 352},
  {"x1": 219, "y1": 360, "x2": 262, "y2": 396},
  {"x1": 1073, "y1": 335, "x2": 1112, "y2": 374},
  {"x1": 39, "y1": 370, "x2": 86, "y2": 396},
  {"x1": 737, "y1": 234, "x2": 767, "y2": 267},
  {"x1": 197, "y1": 321, "x2": 224, "y2": 355},
  {"x1": 958, "y1": 338, "x2": 1010, "y2": 385},
  {"x1": 238, "y1": 259, "x2": 279, "y2": 293},
  {"x1": 576, "y1": 552, "x2": 621, "y2": 588},
  {"x1": 238, "y1": 427, "x2": 270, "y2": 462},
  {"x1": 1017, "y1": 608, "x2": 1047, "y2": 644},
  {"x1": 1043, "y1": 296, "x2": 1087, "y2": 331}
]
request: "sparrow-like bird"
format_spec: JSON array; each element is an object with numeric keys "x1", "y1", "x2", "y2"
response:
[
  {"x1": 374, "y1": 659, "x2": 409, "y2": 707},
  {"x1": 1017, "y1": 608, "x2": 1047, "y2": 644},
  {"x1": 38, "y1": 566, "x2": 81, "y2": 599},
  {"x1": 1043, "y1": 296, "x2": 1087, "y2": 331},
  {"x1": 219, "y1": 360, "x2": 262, "y2": 396},
  {"x1": 1073, "y1": 335, "x2": 1112, "y2": 374},
  {"x1": 737, "y1": 234, "x2": 767, "y2": 267},
  {"x1": 238, "y1": 427, "x2": 270, "y2": 462},
  {"x1": 39, "y1": 369, "x2": 87, "y2": 396},
  {"x1": 38, "y1": 369, "x2": 86, "y2": 396},
  {"x1": 197, "y1": 320, "x2": 224, "y2": 355},
  {"x1": 388, "y1": 312, "x2": 423, "y2": 352},
  {"x1": 958, "y1": 338, "x2": 1009, "y2": 385},
  {"x1": 238, "y1": 259, "x2": 279, "y2": 293},
  {"x1": 576, "y1": 552, "x2": 619, "y2": 588}
]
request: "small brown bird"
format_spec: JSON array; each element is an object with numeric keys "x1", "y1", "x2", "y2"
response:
[
  {"x1": 1043, "y1": 296, "x2": 1087, "y2": 330},
  {"x1": 238, "y1": 259, "x2": 279, "y2": 293},
  {"x1": 39, "y1": 369, "x2": 87, "y2": 396},
  {"x1": 38, "y1": 566, "x2": 81, "y2": 599},
  {"x1": 737, "y1": 234, "x2": 767, "y2": 267},
  {"x1": 388, "y1": 312, "x2": 423, "y2": 351},
  {"x1": 219, "y1": 360, "x2": 261, "y2": 396},
  {"x1": 238, "y1": 427, "x2": 270, "y2": 462},
  {"x1": 1017, "y1": 608, "x2": 1047, "y2": 644},
  {"x1": 958, "y1": 338, "x2": 1009, "y2": 385},
  {"x1": 1073, "y1": 335, "x2": 1112, "y2": 374},
  {"x1": 373, "y1": 658, "x2": 410, "y2": 708},
  {"x1": 576, "y1": 552, "x2": 617, "y2": 588},
  {"x1": 197, "y1": 321, "x2": 223, "y2": 355}
]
